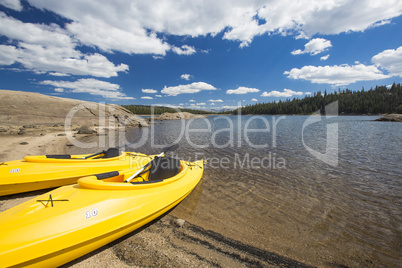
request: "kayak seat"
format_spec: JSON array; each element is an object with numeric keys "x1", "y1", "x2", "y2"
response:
[
  {"x1": 149, "y1": 157, "x2": 181, "y2": 181},
  {"x1": 103, "y1": 148, "x2": 120, "y2": 158},
  {"x1": 46, "y1": 154, "x2": 71, "y2": 159}
]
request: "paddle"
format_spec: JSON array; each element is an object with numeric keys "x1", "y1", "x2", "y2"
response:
[
  {"x1": 124, "y1": 144, "x2": 179, "y2": 183},
  {"x1": 83, "y1": 150, "x2": 106, "y2": 159}
]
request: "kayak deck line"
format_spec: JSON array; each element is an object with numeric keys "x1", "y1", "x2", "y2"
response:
[{"x1": 36, "y1": 194, "x2": 69, "y2": 208}]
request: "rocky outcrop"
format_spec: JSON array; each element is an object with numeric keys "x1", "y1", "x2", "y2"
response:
[
  {"x1": 151, "y1": 112, "x2": 207, "y2": 121},
  {"x1": 375, "y1": 114, "x2": 402, "y2": 122},
  {"x1": 0, "y1": 90, "x2": 149, "y2": 128}
]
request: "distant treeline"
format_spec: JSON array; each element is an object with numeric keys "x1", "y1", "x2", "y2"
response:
[
  {"x1": 121, "y1": 105, "x2": 210, "y2": 115},
  {"x1": 233, "y1": 83, "x2": 402, "y2": 115}
]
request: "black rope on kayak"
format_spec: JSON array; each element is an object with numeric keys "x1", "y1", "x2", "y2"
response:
[
  {"x1": 0, "y1": 162, "x2": 7, "y2": 165},
  {"x1": 36, "y1": 194, "x2": 69, "y2": 207}
]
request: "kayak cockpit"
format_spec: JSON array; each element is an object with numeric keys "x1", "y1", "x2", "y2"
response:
[{"x1": 78, "y1": 157, "x2": 190, "y2": 190}]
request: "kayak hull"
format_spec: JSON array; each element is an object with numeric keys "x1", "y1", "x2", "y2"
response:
[
  {"x1": 0, "y1": 160, "x2": 203, "y2": 267},
  {"x1": 0, "y1": 152, "x2": 153, "y2": 196}
]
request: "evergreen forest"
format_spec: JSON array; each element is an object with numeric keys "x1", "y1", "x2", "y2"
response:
[{"x1": 234, "y1": 84, "x2": 402, "y2": 115}]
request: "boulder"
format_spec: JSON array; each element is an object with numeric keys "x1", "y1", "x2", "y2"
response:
[{"x1": 77, "y1": 126, "x2": 96, "y2": 134}]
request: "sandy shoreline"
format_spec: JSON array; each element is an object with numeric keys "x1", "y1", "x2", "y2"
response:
[{"x1": 0, "y1": 129, "x2": 312, "y2": 267}]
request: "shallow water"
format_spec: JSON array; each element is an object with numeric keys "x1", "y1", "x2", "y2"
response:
[{"x1": 95, "y1": 115, "x2": 402, "y2": 267}]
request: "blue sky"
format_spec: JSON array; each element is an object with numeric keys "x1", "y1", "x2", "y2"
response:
[{"x1": 0, "y1": 0, "x2": 401, "y2": 110}]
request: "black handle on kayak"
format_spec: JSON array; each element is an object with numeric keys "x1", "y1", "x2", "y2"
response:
[{"x1": 95, "y1": 171, "x2": 120, "y2": 180}]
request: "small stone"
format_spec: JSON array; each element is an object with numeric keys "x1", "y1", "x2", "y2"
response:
[
  {"x1": 77, "y1": 126, "x2": 96, "y2": 134},
  {"x1": 20, "y1": 142, "x2": 29, "y2": 145},
  {"x1": 66, "y1": 143, "x2": 74, "y2": 147},
  {"x1": 173, "y1": 218, "x2": 185, "y2": 227},
  {"x1": 57, "y1": 133, "x2": 66, "y2": 136}
]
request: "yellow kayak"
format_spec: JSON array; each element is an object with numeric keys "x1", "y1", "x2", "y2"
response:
[
  {"x1": 0, "y1": 157, "x2": 203, "y2": 267},
  {"x1": 0, "y1": 148, "x2": 154, "y2": 196}
]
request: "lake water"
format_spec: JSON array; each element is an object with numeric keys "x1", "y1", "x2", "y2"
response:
[{"x1": 120, "y1": 115, "x2": 401, "y2": 267}]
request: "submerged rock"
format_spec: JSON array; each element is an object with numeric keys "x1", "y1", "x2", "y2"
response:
[{"x1": 173, "y1": 218, "x2": 186, "y2": 227}]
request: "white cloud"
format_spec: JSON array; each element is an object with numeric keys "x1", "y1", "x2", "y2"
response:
[
  {"x1": 181, "y1": 74, "x2": 192, "y2": 80},
  {"x1": 0, "y1": 45, "x2": 18, "y2": 65},
  {"x1": 197, "y1": 102, "x2": 206, "y2": 106},
  {"x1": 261, "y1": 89, "x2": 304, "y2": 97},
  {"x1": 226, "y1": 86, "x2": 260, "y2": 94},
  {"x1": 142, "y1": 88, "x2": 157, "y2": 93},
  {"x1": 25, "y1": 0, "x2": 402, "y2": 50},
  {"x1": 0, "y1": 12, "x2": 128, "y2": 77},
  {"x1": 284, "y1": 64, "x2": 389, "y2": 86},
  {"x1": 208, "y1": 99, "x2": 223, "y2": 102},
  {"x1": 0, "y1": 44, "x2": 128, "y2": 77},
  {"x1": 0, "y1": 0, "x2": 399, "y2": 67},
  {"x1": 251, "y1": 98, "x2": 258, "y2": 101},
  {"x1": 291, "y1": 38, "x2": 332, "y2": 55},
  {"x1": 39, "y1": 78, "x2": 134, "y2": 100},
  {"x1": 0, "y1": 12, "x2": 72, "y2": 48},
  {"x1": 155, "y1": 95, "x2": 163, "y2": 97},
  {"x1": 54, "y1": 87, "x2": 64, "y2": 92},
  {"x1": 306, "y1": 92, "x2": 312, "y2": 95},
  {"x1": 320, "y1": 54, "x2": 330, "y2": 61},
  {"x1": 141, "y1": 96, "x2": 153, "y2": 100},
  {"x1": 189, "y1": 99, "x2": 195, "y2": 102},
  {"x1": 161, "y1": 82, "x2": 216, "y2": 96},
  {"x1": 172, "y1": 45, "x2": 196, "y2": 55},
  {"x1": 68, "y1": 20, "x2": 170, "y2": 55},
  {"x1": 0, "y1": 0, "x2": 22, "y2": 11},
  {"x1": 372, "y1": 46, "x2": 402, "y2": 77},
  {"x1": 49, "y1": 72, "x2": 70, "y2": 77},
  {"x1": 223, "y1": 15, "x2": 266, "y2": 48},
  {"x1": 256, "y1": 0, "x2": 402, "y2": 38}
]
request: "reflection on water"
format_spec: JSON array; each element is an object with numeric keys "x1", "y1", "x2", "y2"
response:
[{"x1": 125, "y1": 115, "x2": 401, "y2": 267}]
